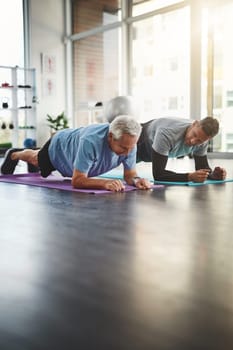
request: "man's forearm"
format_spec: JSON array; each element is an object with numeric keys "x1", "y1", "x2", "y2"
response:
[
  {"x1": 194, "y1": 155, "x2": 211, "y2": 171},
  {"x1": 72, "y1": 176, "x2": 109, "y2": 189},
  {"x1": 152, "y1": 149, "x2": 189, "y2": 182},
  {"x1": 153, "y1": 169, "x2": 189, "y2": 182}
]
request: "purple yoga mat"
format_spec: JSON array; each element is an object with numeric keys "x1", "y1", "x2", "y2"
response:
[{"x1": 0, "y1": 173, "x2": 164, "y2": 194}]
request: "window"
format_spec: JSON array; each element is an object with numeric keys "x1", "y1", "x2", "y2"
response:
[
  {"x1": 226, "y1": 90, "x2": 233, "y2": 107},
  {"x1": 168, "y1": 96, "x2": 178, "y2": 110},
  {"x1": 210, "y1": 2, "x2": 233, "y2": 152},
  {"x1": 132, "y1": 6, "x2": 190, "y2": 121},
  {"x1": 73, "y1": 29, "x2": 120, "y2": 126},
  {"x1": 0, "y1": 0, "x2": 24, "y2": 67},
  {"x1": 132, "y1": 0, "x2": 185, "y2": 16},
  {"x1": 70, "y1": 0, "x2": 233, "y2": 154}
]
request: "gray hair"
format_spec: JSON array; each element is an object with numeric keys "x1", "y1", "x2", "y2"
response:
[
  {"x1": 199, "y1": 117, "x2": 219, "y2": 137},
  {"x1": 109, "y1": 115, "x2": 142, "y2": 140}
]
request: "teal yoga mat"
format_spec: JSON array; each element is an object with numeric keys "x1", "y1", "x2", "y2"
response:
[
  {"x1": 154, "y1": 179, "x2": 233, "y2": 186},
  {"x1": 99, "y1": 170, "x2": 233, "y2": 186}
]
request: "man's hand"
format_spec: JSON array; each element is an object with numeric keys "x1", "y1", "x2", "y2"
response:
[
  {"x1": 188, "y1": 169, "x2": 210, "y2": 182},
  {"x1": 208, "y1": 166, "x2": 226, "y2": 180},
  {"x1": 104, "y1": 179, "x2": 126, "y2": 192},
  {"x1": 133, "y1": 177, "x2": 152, "y2": 190}
]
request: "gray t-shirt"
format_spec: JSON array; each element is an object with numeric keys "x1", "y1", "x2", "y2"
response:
[{"x1": 137, "y1": 117, "x2": 208, "y2": 161}]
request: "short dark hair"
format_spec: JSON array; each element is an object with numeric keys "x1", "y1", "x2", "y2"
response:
[{"x1": 199, "y1": 117, "x2": 219, "y2": 137}]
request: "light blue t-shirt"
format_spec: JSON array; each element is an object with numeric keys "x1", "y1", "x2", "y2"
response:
[{"x1": 48, "y1": 123, "x2": 136, "y2": 177}]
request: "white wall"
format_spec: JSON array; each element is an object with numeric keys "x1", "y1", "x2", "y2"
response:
[{"x1": 30, "y1": 0, "x2": 66, "y2": 146}]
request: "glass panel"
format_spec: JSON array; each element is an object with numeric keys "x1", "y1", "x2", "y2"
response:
[
  {"x1": 72, "y1": 0, "x2": 121, "y2": 35},
  {"x1": 0, "y1": 0, "x2": 24, "y2": 66},
  {"x1": 132, "y1": 0, "x2": 184, "y2": 16},
  {"x1": 73, "y1": 29, "x2": 120, "y2": 126},
  {"x1": 203, "y1": 2, "x2": 233, "y2": 152},
  {"x1": 213, "y1": 3, "x2": 233, "y2": 152},
  {"x1": 201, "y1": 8, "x2": 208, "y2": 120},
  {"x1": 132, "y1": 6, "x2": 190, "y2": 122}
]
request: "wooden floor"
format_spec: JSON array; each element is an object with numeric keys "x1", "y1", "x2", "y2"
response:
[{"x1": 0, "y1": 158, "x2": 233, "y2": 350}]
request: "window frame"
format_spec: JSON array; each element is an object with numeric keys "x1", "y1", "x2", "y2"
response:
[{"x1": 66, "y1": 0, "x2": 233, "y2": 157}]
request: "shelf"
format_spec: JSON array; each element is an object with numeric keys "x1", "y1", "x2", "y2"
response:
[
  {"x1": 0, "y1": 86, "x2": 33, "y2": 90},
  {"x1": 0, "y1": 65, "x2": 37, "y2": 148},
  {"x1": 0, "y1": 107, "x2": 35, "y2": 111}
]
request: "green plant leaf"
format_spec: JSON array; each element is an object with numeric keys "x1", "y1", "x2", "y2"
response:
[{"x1": 46, "y1": 112, "x2": 69, "y2": 131}]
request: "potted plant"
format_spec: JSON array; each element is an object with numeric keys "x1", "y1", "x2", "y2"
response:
[{"x1": 46, "y1": 111, "x2": 69, "y2": 132}]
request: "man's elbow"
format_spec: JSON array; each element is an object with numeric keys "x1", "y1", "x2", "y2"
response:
[{"x1": 152, "y1": 171, "x2": 163, "y2": 181}]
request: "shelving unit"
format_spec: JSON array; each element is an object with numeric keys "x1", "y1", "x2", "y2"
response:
[{"x1": 0, "y1": 65, "x2": 37, "y2": 152}]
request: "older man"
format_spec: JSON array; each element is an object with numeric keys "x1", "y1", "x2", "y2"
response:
[{"x1": 1, "y1": 115, "x2": 151, "y2": 191}]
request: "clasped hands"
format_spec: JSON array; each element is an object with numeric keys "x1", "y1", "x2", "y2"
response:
[{"x1": 189, "y1": 167, "x2": 226, "y2": 183}]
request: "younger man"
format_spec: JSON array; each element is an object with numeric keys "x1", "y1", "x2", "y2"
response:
[{"x1": 137, "y1": 117, "x2": 226, "y2": 182}]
